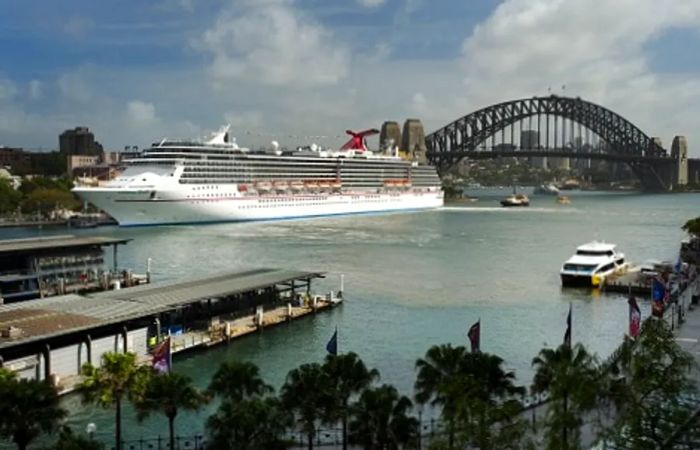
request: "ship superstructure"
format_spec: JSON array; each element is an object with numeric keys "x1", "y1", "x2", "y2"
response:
[{"x1": 72, "y1": 126, "x2": 443, "y2": 226}]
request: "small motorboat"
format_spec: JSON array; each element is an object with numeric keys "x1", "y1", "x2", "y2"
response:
[
  {"x1": 557, "y1": 195, "x2": 571, "y2": 205},
  {"x1": 500, "y1": 194, "x2": 529, "y2": 207},
  {"x1": 534, "y1": 184, "x2": 560, "y2": 195}
]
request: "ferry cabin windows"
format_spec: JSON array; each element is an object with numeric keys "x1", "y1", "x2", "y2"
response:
[
  {"x1": 576, "y1": 250, "x2": 614, "y2": 257},
  {"x1": 563, "y1": 264, "x2": 597, "y2": 273}
]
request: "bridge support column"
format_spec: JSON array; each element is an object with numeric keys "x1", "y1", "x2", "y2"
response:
[{"x1": 671, "y1": 136, "x2": 688, "y2": 188}]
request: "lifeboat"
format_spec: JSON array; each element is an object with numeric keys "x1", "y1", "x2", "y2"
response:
[
  {"x1": 304, "y1": 180, "x2": 319, "y2": 191},
  {"x1": 290, "y1": 181, "x2": 304, "y2": 191},
  {"x1": 255, "y1": 181, "x2": 272, "y2": 192},
  {"x1": 318, "y1": 180, "x2": 331, "y2": 191},
  {"x1": 238, "y1": 184, "x2": 248, "y2": 193},
  {"x1": 273, "y1": 181, "x2": 289, "y2": 192},
  {"x1": 331, "y1": 180, "x2": 342, "y2": 191}
]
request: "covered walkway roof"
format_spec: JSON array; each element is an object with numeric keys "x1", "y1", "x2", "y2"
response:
[{"x1": 0, "y1": 268, "x2": 323, "y2": 350}]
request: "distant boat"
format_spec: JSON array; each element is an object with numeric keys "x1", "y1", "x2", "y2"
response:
[
  {"x1": 501, "y1": 185, "x2": 529, "y2": 207},
  {"x1": 500, "y1": 193, "x2": 530, "y2": 207},
  {"x1": 534, "y1": 184, "x2": 560, "y2": 195},
  {"x1": 557, "y1": 195, "x2": 571, "y2": 205},
  {"x1": 68, "y1": 215, "x2": 99, "y2": 229},
  {"x1": 559, "y1": 179, "x2": 580, "y2": 190}
]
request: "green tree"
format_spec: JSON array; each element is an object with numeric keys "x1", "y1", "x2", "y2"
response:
[
  {"x1": 323, "y1": 352, "x2": 380, "y2": 450},
  {"x1": 208, "y1": 360, "x2": 273, "y2": 401},
  {"x1": 447, "y1": 352, "x2": 527, "y2": 450},
  {"x1": 78, "y1": 352, "x2": 151, "y2": 450},
  {"x1": 22, "y1": 188, "x2": 80, "y2": 215},
  {"x1": 414, "y1": 344, "x2": 469, "y2": 448},
  {"x1": 206, "y1": 397, "x2": 293, "y2": 450},
  {"x1": 135, "y1": 372, "x2": 207, "y2": 450},
  {"x1": 43, "y1": 426, "x2": 105, "y2": 450},
  {"x1": 0, "y1": 368, "x2": 67, "y2": 450},
  {"x1": 281, "y1": 362, "x2": 333, "y2": 450},
  {"x1": 348, "y1": 384, "x2": 419, "y2": 450},
  {"x1": 531, "y1": 343, "x2": 599, "y2": 450},
  {"x1": 0, "y1": 178, "x2": 21, "y2": 215},
  {"x1": 607, "y1": 319, "x2": 696, "y2": 449},
  {"x1": 682, "y1": 216, "x2": 700, "y2": 239}
]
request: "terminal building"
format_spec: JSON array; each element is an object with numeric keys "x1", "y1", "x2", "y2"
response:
[{"x1": 0, "y1": 236, "x2": 138, "y2": 303}]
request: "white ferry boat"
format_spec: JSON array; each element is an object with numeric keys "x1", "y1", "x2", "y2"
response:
[
  {"x1": 560, "y1": 241, "x2": 628, "y2": 287},
  {"x1": 72, "y1": 126, "x2": 443, "y2": 226}
]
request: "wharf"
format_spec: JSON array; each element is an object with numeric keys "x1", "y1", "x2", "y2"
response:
[
  {"x1": 601, "y1": 270, "x2": 651, "y2": 296},
  {"x1": 0, "y1": 267, "x2": 337, "y2": 394}
]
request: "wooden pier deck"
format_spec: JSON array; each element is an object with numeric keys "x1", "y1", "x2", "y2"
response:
[
  {"x1": 170, "y1": 298, "x2": 340, "y2": 354},
  {"x1": 601, "y1": 271, "x2": 651, "y2": 296}
]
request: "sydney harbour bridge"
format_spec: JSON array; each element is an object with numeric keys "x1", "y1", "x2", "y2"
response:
[{"x1": 421, "y1": 95, "x2": 696, "y2": 191}]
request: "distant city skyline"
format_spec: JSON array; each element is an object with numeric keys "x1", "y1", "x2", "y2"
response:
[{"x1": 1, "y1": 0, "x2": 700, "y2": 155}]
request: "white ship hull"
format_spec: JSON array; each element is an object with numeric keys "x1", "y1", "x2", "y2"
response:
[{"x1": 74, "y1": 186, "x2": 444, "y2": 226}]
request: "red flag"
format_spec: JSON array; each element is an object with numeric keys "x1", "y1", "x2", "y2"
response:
[
  {"x1": 628, "y1": 296, "x2": 641, "y2": 338},
  {"x1": 152, "y1": 337, "x2": 171, "y2": 374},
  {"x1": 467, "y1": 320, "x2": 480, "y2": 353}
]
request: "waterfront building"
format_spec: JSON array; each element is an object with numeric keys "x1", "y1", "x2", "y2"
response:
[
  {"x1": 59, "y1": 127, "x2": 104, "y2": 156},
  {"x1": 0, "y1": 147, "x2": 31, "y2": 174},
  {"x1": 0, "y1": 235, "x2": 134, "y2": 303}
]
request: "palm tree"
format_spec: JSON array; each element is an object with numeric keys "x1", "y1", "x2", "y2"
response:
[
  {"x1": 208, "y1": 360, "x2": 272, "y2": 401},
  {"x1": 447, "y1": 352, "x2": 526, "y2": 449},
  {"x1": 207, "y1": 397, "x2": 293, "y2": 450},
  {"x1": 50, "y1": 426, "x2": 105, "y2": 450},
  {"x1": 348, "y1": 384, "x2": 418, "y2": 450},
  {"x1": 135, "y1": 372, "x2": 207, "y2": 450},
  {"x1": 531, "y1": 343, "x2": 599, "y2": 450},
  {"x1": 78, "y1": 352, "x2": 151, "y2": 450},
  {"x1": 414, "y1": 344, "x2": 469, "y2": 447},
  {"x1": 281, "y1": 362, "x2": 333, "y2": 450},
  {"x1": 323, "y1": 352, "x2": 380, "y2": 450},
  {"x1": 0, "y1": 370, "x2": 67, "y2": 450}
]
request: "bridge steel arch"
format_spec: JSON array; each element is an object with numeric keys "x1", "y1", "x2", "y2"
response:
[{"x1": 425, "y1": 95, "x2": 672, "y2": 190}]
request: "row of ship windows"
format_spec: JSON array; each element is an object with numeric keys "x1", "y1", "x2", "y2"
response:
[{"x1": 235, "y1": 199, "x2": 395, "y2": 209}]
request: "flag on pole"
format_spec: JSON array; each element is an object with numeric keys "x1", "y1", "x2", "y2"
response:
[
  {"x1": 467, "y1": 319, "x2": 480, "y2": 353},
  {"x1": 628, "y1": 296, "x2": 641, "y2": 338},
  {"x1": 152, "y1": 337, "x2": 171, "y2": 374},
  {"x1": 326, "y1": 328, "x2": 338, "y2": 356},
  {"x1": 563, "y1": 304, "x2": 572, "y2": 348},
  {"x1": 652, "y1": 277, "x2": 666, "y2": 303}
]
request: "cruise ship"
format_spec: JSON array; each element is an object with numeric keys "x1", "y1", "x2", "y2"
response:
[{"x1": 72, "y1": 127, "x2": 443, "y2": 226}]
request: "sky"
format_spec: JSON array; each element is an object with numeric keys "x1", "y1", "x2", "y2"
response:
[{"x1": 1, "y1": 0, "x2": 700, "y2": 155}]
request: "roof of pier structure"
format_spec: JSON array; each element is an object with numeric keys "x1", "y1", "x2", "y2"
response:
[
  {"x1": 0, "y1": 235, "x2": 131, "y2": 255},
  {"x1": 0, "y1": 268, "x2": 324, "y2": 350}
]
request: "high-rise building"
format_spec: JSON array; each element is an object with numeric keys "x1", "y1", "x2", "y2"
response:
[{"x1": 59, "y1": 127, "x2": 104, "y2": 156}]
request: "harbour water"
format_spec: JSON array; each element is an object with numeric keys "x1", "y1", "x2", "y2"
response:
[{"x1": 1, "y1": 190, "x2": 697, "y2": 441}]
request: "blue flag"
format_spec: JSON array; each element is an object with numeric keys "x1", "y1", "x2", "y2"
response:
[
  {"x1": 326, "y1": 328, "x2": 338, "y2": 356},
  {"x1": 652, "y1": 278, "x2": 666, "y2": 303}
]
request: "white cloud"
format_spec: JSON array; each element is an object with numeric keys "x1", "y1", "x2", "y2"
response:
[
  {"x1": 28, "y1": 80, "x2": 42, "y2": 100},
  {"x1": 0, "y1": 79, "x2": 17, "y2": 102},
  {"x1": 457, "y1": 0, "x2": 700, "y2": 147},
  {"x1": 57, "y1": 71, "x2": 94, "y2": 103},
  {"x1": 197, "y1": 0, "x2": 349, "y2": 87},
  {"x1": 63, "y1": 16, "x2": 94, "y2": 38},
  {"x1": 358, "y1": 0, "x2": 385, "y2": 7},
  {"x1": 126, "y1": 100, "x2": 157, "y2": 123}
]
